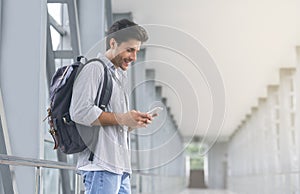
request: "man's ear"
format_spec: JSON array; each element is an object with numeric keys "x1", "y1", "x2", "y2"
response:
[{"x1": 110, "y1": 38, "x2": 116, "y2": 49}]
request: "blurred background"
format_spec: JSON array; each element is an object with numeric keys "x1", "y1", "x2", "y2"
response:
[{"x1": 0, "y1": 0, "x2": 300, "y2": 193}]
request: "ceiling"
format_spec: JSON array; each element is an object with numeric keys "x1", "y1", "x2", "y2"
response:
[{"x1": 112, "y1": 0, "x2": 300, "y2": 140}]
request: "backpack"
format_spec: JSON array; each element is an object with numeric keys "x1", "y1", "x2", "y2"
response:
[{"x1": 45, "y1": 56, "x2": 113, "y2": 161}]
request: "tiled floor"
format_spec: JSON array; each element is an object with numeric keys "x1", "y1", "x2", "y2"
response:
[{"x1": 179, "y1": 189, "x2": 237, "y2": 194}]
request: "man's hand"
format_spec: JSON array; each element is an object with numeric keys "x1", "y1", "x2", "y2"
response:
[
  {"x1": 118, "y1": 110, "x2": 153, "y2": 129},
  {"x1": 92, "y1": 110, "x2": 154, "y2": 129}
]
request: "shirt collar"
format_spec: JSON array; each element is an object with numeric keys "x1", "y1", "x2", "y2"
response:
[
  {"x1": 97, "y1": 53, "x2": 127, "y2": 81},
  {"x1": 97, "y1": 53, "x2": 115, "y2": 70}
]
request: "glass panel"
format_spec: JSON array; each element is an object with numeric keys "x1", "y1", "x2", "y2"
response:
[
  {"x1": 47, "y1": 4, "x2": 63, "y2": 51},
  {"x1": 47, "y1": 3, "x2": 62, "y2": 25}
]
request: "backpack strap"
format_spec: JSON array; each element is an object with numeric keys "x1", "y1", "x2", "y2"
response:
[
  {"x1": 81, "y1": 58, "x2": 113, "y2": 161},
  {"x1": 98, "y1": 63, "x2": 113, "y2": 110},
  {"x1": 83, "y1": 58, "x2": 113, "y2": 110},
  {"x1": 73, "y1": 56, "x2": 88, "y2": 80}
]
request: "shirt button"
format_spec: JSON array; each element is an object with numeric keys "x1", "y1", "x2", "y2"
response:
[
  {"x1": 120, "y1": 129, "x2": 123, "y2": 133},
  {"x1": 119, "y1": 145, "x2": 122, "y2": 148}
]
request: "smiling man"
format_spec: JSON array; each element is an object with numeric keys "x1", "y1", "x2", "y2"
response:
[{"x1": 70, "y1": 19, "x2": 151, "y2": 194}]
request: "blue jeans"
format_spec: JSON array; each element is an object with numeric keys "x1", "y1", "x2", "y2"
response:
[{"x1": 81, "y1": 171, "x2": 131, "y2": 194}]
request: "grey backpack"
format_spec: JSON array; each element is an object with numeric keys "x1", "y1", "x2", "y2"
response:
[{"x1": 45, "y1": 56, "x2": 113, "y2": 161}]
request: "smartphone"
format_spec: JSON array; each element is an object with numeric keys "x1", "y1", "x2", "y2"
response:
[{"x1": 147, "y1": 107, "x2": 163, "y2": 115}]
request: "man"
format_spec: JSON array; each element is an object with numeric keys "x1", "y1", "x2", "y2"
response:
[{"x1": 70, "y1": 19, "x2": 151, "y2": 194}]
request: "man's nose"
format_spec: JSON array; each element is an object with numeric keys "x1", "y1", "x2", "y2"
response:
[{"x1": 130, "y1": 51, "x2": 137, "y2": 62}]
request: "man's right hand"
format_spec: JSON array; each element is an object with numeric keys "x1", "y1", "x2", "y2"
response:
[
  {"x1": 118, "y1": 110, "x2": 153, "y2": 129},
  {"x1": 92, "y1": 110, "x2": 153, "y2": 129}
]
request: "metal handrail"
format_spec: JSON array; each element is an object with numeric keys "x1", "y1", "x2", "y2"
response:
[
  {"x1": 0, "y1": 154, "x2": 79, "y2": 194},
  {"x1": 0, "y1": 154, "x2": 187, "y2": 194},
  {"x1": 0, "y1": 154, "x2": 75, "y2": 170}
]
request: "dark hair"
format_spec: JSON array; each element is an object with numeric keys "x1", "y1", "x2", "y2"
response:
[{"x1": 106, "y1": 19, "x2": 148, "y2": 50}]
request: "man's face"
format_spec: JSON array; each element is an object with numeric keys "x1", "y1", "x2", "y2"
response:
[{"x1": 110, "y1": 39, "x2": 141, "y2": 71}]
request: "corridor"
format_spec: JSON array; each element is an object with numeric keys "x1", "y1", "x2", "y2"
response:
[{"x1": 0, "y1": 0, "x2": 300, "y2": 193}]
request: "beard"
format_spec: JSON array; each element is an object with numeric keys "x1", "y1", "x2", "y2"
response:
[{"x1": 111, "y1": 54, "x2": 131, "y2": 71}]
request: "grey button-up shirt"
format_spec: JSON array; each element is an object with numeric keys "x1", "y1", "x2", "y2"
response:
[{"x1": 70, "y1": 54, "x2": 131, "y2": 174}]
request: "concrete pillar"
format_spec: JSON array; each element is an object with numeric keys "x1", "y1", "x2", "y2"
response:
[
  {"x1": 77, "y1": 0, "x2": 105, "y2": 55},
  {"x1": 295, "y1": 47, "x2": 300, "y2": 193},
  {"x1": 207, "y1": 142, "x2": 228, "y2": 189},
  {"x1": 0, "y1": 0, "x2": 47, "y2": 194},
  {"x1": 227, "y1": 70, "x2": 300, "y2": 194}
]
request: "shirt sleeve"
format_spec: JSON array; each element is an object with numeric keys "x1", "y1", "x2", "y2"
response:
[{"x1": 70, "y1": 62, "x2": 104, "y2": 126}]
